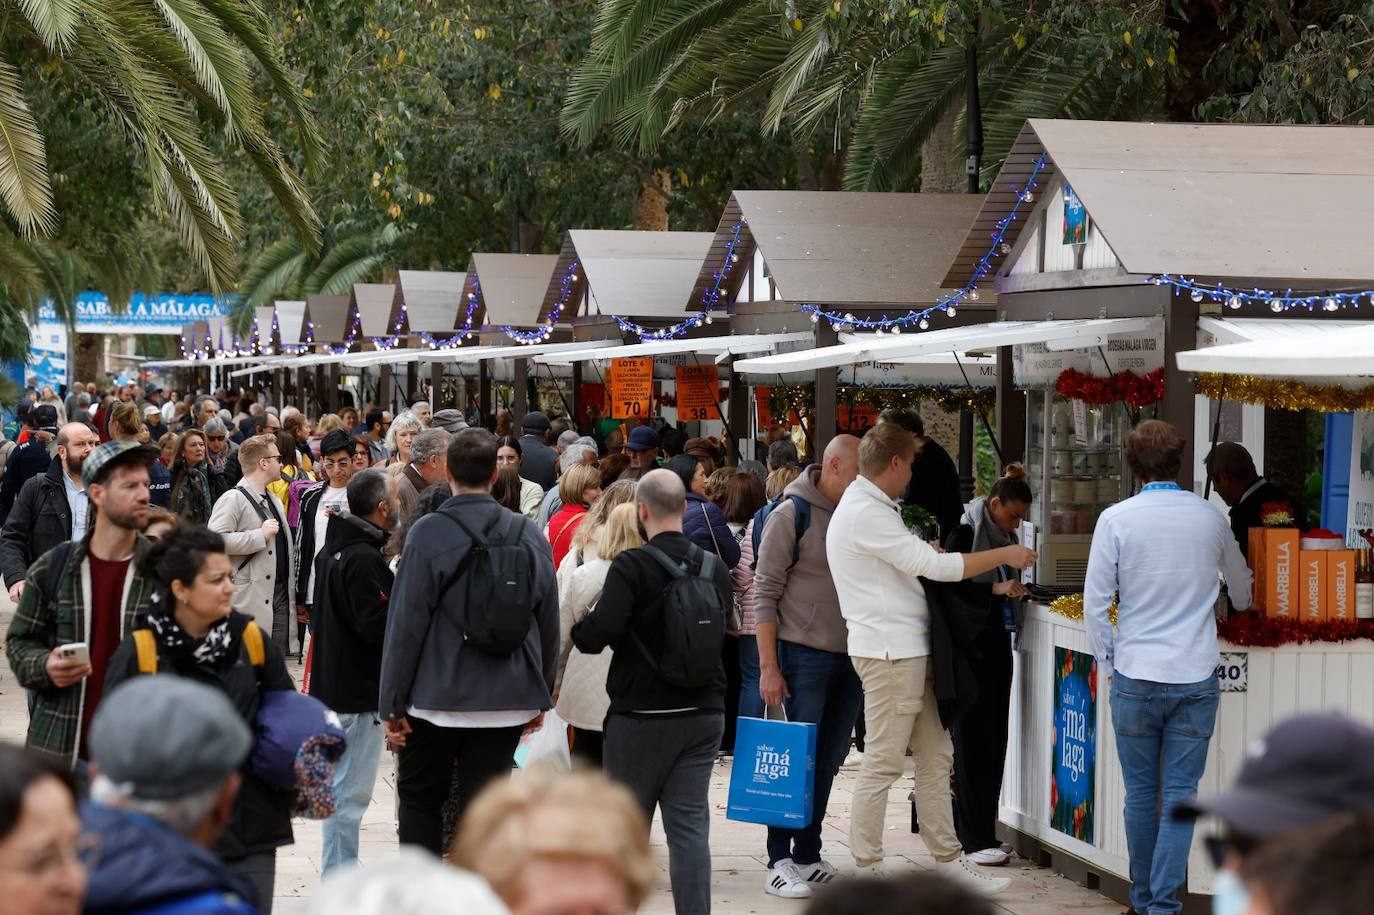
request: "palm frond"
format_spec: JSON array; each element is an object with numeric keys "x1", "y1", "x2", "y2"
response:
[
  {"x1": 242, "y1": 243, "x2": 307, "y2": 306},
  {"x1": 0, "y1": 55, "x2": 56, "y2": 236},
  {"x1": 152, "y1": 0, "x2": 255, "y2": 134},
  {"x1": 310, "y1": 252, "x2": 387, "y2": 296},
  {"x1": 16, "y1": 0, "x2": 82, "y2": 50}
]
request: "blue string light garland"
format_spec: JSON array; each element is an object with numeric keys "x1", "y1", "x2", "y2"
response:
[
  {"x1": 803, "y1": 153, "x2": 1048, "y2": 333},
  {"x1": 614, "y1": 221, "x2": 745, "y2": 341},
  {"x1": 503, "y1": 259, "x2": 581, "y2": 344},
  {"x1": 1151, "y1": 274, "x2": 1374, "y2": 313},
  {"x1": 418, "y1": 282, "x2": 482, "y2": 349}
]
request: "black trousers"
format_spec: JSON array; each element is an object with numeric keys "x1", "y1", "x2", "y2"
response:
[
  {"x1": 396, "y1": 717, "x2": 523, "y2": 855},
  {"x1": 721, "y1": 634, "x2": 742, "y2": 752},
  {"x1": 951, "y1": 623, "x2": 1014, "y2": 852},
  {"x1": 570, "y1": 726, "x2": 604, "y2": 768}
]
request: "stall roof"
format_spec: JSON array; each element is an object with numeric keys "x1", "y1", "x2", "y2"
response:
[
  {"x1": 470, "y1": 253, "x2": 559, "y2": 328},
  {"x1": 1179, "y1": 319, "x2": 1374, "y2": 377},
  {"x1": 253, "y1": 306, "x2": 277, "y2": 346},
  {"x1": 275, "y1": 300, "x2": 307, "y2": 345},
  {"x1": 537, "y1": 230, "x2": 714, "y2": 322},
  {"x1": 536, "y1": 332, "x2": 812, "y2": 365},
  {"x1": 690, "y1": 191, "x2": 990, "y2": 312},
  {"x1": 306, "y1": 294, "x2": 352, "y2": 343},
  {"x1": 733, "y1": 318, "x2": 1156, "y2": 375},
  {"x1": 945, "y1": 118, "x2": 1374, "y2": 288},
  {"x1": 396, "y1": 270, "x2": 465, "y2": 332},
  {"x1": 351, "y1": 283, "x2": 399, "y2": 337}
]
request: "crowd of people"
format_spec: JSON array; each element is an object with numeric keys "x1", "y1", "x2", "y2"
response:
[{"x1": 0, "y1": 379, "x2": 1370, "y2": 915}]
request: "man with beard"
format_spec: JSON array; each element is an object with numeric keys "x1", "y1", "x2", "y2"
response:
[
  {"x1": 4, "y1": 440, "x2": 162, "y2": 771},
  {"x1": 1, "y1": 423, "x2": 100, "y2": 605}
]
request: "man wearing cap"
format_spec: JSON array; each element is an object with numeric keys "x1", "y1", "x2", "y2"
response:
[
  {"x1": 430, "y1": 408, "x2": 469, "y2": 434},
  {"x1": 143, "y1": 402, "x2": 169, "y2": 443},
  {"x1": 1, "y1": 423, "x2": 100, "y2": 605},
  {"x1": 0, "y1": 403, "x2": 61, "y2": 516},
  {"x1": 5, "y1": 439, "x2": 160, "y2": 768},
  {"x1": 1173, "y1": 711, "x2": 1374, "y2": 915},
  {"x1": 517, "y1": 411, "x2": 558, "y2": 491},
  {"x1": 621, "y1": 425, "x2": 661, "y2": 481},
  {"x1": 82, "y1": 677, "x2": 261, "y2": 913}
]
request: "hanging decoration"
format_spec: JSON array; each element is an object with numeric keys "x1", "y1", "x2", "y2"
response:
[
  {"x1": 420, "y1": 279, "x2": 482, "y2": 349},
  {"x1": 1047, "y1": 593, "x2": 1118, "y2": 625},
  {"x1": 1194, "y1": 373, "x2": 1374, "y2": 413},
  {"x1": 804, "y1": 153, "x2": 1047, "y2": 332},
  {"x1": 505, "y1": 260, "x2": 580, "y2": 345},
  {"x1": 767, "y1": 383, "x2": 997, "y2": 421},
  {"x1": 1217, "y1": 615, "x2": 1374, "y2": 648},
  {"x1": 1055, "y1": 368, "x2": 1164, "y2": 408},
  {"x1": 1153, "y1": 274, "x2": 1374, "y2": 315},
  {"x1": 367, "y1": 302, "x2": 409, "y2": 351},
  {"x1": 614, "y1": 221, "x2": 745, "y2": 341}
]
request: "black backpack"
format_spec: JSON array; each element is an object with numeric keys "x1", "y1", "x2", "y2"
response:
[
  {"x1": 749, "y1": 493, "x2": 812, "y2": 571},
  {"x1": 630, "y1": 544, "x2": 726, "y2": 689},
  {"x1": 442, "y1": 508, "x2": 536, "y2": 655}
]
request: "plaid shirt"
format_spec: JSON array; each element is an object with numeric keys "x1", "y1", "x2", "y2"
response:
[{"x1": 5, "y1": 533, "x2": 158, "y2": 766}]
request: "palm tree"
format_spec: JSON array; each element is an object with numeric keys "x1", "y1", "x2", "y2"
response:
[{"x1": 0, "y1": 0, "x2": 323, "y2": 294}]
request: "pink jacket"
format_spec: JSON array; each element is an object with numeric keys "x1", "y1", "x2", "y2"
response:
[{"x1": 729, "y1": 520, "x2": 758, "y2": 635}]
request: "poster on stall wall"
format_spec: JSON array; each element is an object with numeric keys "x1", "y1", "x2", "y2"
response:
[
  {"x1": 27, "y1": 322, "x2": 67, "y2": 390},
  {"x1": 1050, "y1": 647, "x2": 1097, "y2": 845},
  {"x1": 675, "y1": 365, "x2": 721, "y2": 422},
  {"x1": 1062, "y1": 185, "x2": 1089, "y2": 245},
  {"x1": 1348, "y1": 411, "x2": 1374, "y2": 546},
  {"x1": 607, "y1": 357, "x2": 653, "y2": 420}
]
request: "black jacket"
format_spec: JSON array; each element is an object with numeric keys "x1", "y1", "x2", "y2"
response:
[
  {"x1": 0, "y1": 438, "x2": 53, "y2": 518},
  {"x1": 518, "y1": 433, "x2": 558, "y2": 491},
  {"x1": 572, "y1": 531, "x2": 730, "y2": 716},
  {"x1": 148, "y1": 459, "x2": 172, "y2": 509},
  {"x1": 293, "y1": 482, "x2": 327, "y2": 604},
  {"x1": 904, "y1": 438, "x2": 964, "y2": 543},
  {"x1": 922, "y1": 577, "x2": 992, "y2": 729},
  {"x1": 378, "y1": 494, "x2": 558, "y2": 719},
  {"x1": 1229, "y1": 479, "x2": 1301, "y2": 557},
  {"x1": 311, "y1": 512, "x2": 393, "y2": 713},
  {"x1": 104, "y1": 611, "x2": 296, "y2": 861},
  {"x1": 0, "y1": 458, "x2": 86, "y2": 587}
]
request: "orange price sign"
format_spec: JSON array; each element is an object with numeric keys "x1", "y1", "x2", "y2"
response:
[
  {"x1": 608, "y1": 357, "x2": 653, "y2": 419},
  {"x1": 675, "y1": 365, "x2": 720, "y2": 422}
]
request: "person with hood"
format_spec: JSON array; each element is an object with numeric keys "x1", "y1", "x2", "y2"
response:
[
  {"x1": 667, "y1": 453, "x2": 740, "y2": 568},
  {"x1": 103, "y1": 523, "x2": 296, "y2": 911},
  {"x1": 82, "y1": 676, "x2": 262, "y2": 914},
  {"x1": 941, "y1": 465, "x2": 1033, "y2": 867},
  {"x1": 751, "y1": 435, "x2": 861, "y2": 899},
  {"x1": 312, "y1": 469, "x2": 398, "y2": 874}
]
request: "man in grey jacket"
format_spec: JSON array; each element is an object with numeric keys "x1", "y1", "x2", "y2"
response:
[
  {"x1": 379, "y1": 428, "x2": 558, "y2": 855},
  {"x1": 753, "y1": 434, "x2": 861, "y2": 899}
]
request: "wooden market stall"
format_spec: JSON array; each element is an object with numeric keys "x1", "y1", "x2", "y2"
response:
[{"x1": 937, "y1": 117, "x2": 1374, "y2": 907}]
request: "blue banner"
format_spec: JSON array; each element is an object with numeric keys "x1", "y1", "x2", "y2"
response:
[
  {"x1": 727, "y1": 716, "x2": 816, "y2": 828},
  {"x1": 1051, "y1": 646, "x2": 1097, "y2": 844},
  {"x1": 37, "y1": 291, "x2": 234, "y2": 334}
]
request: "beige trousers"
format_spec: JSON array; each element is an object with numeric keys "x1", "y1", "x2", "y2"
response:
[{"x1": 849, "y1": 655, "x2": 960, "y2": 865}]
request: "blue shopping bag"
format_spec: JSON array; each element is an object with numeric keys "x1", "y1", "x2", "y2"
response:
[{"x1": 727, "y1": 715, "x2": 817, "y2": 827}]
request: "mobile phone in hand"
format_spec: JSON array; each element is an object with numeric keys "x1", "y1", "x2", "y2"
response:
[{"x1": 57, "y1": 642, "x2": 90, "y2": 666}]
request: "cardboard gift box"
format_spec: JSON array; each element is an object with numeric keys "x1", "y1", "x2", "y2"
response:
[
  {"x1": 1250, "y1": 527, "x2": 1300, "y2": 618},
  {"x1": 1326, "y1": 549, "x2": 1357, "y2": 620},
  {"x1": 1300, "y1": 551, "x2": 1326, "y2": 621}
]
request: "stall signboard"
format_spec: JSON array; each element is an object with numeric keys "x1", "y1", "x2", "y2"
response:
[
  {"x1": 1347, "y1": 411, "x2": 1374, "y2": 546},
  {"x1": 676, "y1": 364, "x2": 722, "y2": 421},
  {"x1": 838, "y1": 403, "x2": 880, "y2": 431},
  {"x1": 1014, "y1": 320, "x2": 1164, "y2": 387},
  {"x1": 846, "y1": 357, "x2": 996, "y2": 388},
  {"x1": 608, "y1": 357, "x2": 653, "y2": 419},
  {"x1": 651, "y1": 352, "x2": 727, "y2": 381},
  {"x1": 1063, "y1": 184, "x2": 1089, "y2": 245},
  {"x1": 37, "y1": 292, "x2": 232, "y2": 334},
  {"x1": 755, "y1": 386, "x2": 774, "y2": 429},
  {"x1": 1051, "y1": 647, "x2": 1097, "y2": 844},
  {"x1": 27, "y1": 322, "x2": 68, "y2": 390}
]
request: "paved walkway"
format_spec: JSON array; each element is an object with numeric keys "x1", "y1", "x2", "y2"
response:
[{"x1": 0, "y1": 599, "x2": 1119, "y2": 914}]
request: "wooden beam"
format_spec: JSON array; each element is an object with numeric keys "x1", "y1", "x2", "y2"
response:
[
  {"x1": 512, "y1": 358, "x2": 529, "y2": 428},
  {"x1": 813, "y1": 322, "x2": 838, "y2": 461},
  {"x1": 1161, "y1": 291, "x2": 1199, "y2": 489},
  {"x1": 996, "y1": 345, "x2": 1026, "y2": 467},
  {"x1": 430, "y1": 360, "x2": 444, "y2": 410},
  {"x1": 728, "y1": 366, "x2": 748, "y2": 467}
]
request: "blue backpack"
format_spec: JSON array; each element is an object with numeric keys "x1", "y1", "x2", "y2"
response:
[{"x1": 749, "y1": 494, "x2": 811, "y2": 571}]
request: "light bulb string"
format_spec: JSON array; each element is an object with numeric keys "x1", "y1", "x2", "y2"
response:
[
  {"x1": 503, "y1": 259, "x2": 581, "y2": 344},
  {"x1": 614, "y1": 220, "x2": 745, "y2": 341},
  {"x1": 1153, "y1": 274, "x2": 1374, "y2": 313}
]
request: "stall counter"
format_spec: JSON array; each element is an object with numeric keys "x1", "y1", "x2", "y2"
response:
[{"x1": 1002, "y1": 601, "x2": 1374, "y2": 896}]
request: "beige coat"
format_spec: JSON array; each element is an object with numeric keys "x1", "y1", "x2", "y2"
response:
[
  {"x1": 207, "y1": 484, "x2": 296, "y2": 640},
  {"x1": 554, "y1": 546, "x2": 614, "y2": 731}
]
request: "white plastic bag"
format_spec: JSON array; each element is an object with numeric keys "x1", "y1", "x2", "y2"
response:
[{"x1": 513, "y1": 710, "x2": 571, "y2": 772}]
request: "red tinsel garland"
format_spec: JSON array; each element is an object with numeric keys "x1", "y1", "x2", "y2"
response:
[
  {"x1": 1055, "y1": 367, "x2": 1165, "y2": 407},
  {"x1": 1218, "y1": 615, "x2": 1374, "y2": 648}
]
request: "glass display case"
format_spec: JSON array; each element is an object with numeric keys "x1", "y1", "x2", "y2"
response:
[{"x1": 1024, "y1": 390, "x2": 1131, "y2": 587}]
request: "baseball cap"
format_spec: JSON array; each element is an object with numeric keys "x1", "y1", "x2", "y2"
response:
[
  {"x1": 1175, "y1": 712, "x2": 1374, "y2": 838},
  {"x1": 521, "y1": 410, "x2": 551, "y2": 432},
  {"x1": 142, "y1": 404, "x2": 161, "y2": 417},
  {"x1": 89, "y1": 676, "x2": 252, "y2": 800},
  {"x1": 32, "y1": 404, "x2": 58, "y2": 432},
  {"x1": 145, "y1": 385, "x2": 162, "y2": 398},
  {"x1": 431, "y1": 408, "x2": 469, "y2": 433},
  {"x1": 624, "y1": 425, "x2": 661, "y2": 452},
  {"x1": 82, "y1": 440, "x2": 158, "y2": 487}
]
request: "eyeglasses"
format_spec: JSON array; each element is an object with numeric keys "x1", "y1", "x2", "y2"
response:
[
  {"x1": 321, "y1": 459, "x2": 351, "y2": 470},
  {"x1": 264, "y1": 454, "x2": 282, "y2": 463},
  {"x1": 9, "y1": 834, "x2": 102, "y2": 879},
  {"x1": 205, "y1": 435, "x2": 226, "y2": 441}
]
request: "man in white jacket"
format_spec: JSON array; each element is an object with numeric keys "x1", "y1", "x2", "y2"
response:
[
  {"x1": 208, "y1": 434, "x2": 296, "y2": 649},
  {"x1": 827, "y1": 421, "x2": 1035, "y2": 896}
]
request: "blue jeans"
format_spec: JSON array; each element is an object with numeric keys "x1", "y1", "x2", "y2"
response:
[
  {"x1": 738, "y1": 634, "x2": 765, "y2": 719},
  {"x1": 1110, "y1": 672, "x2": 1220, "y2": 915},
  {"x1": 321, "y1": 712, "x2": 386, "y2": 874},
  {"x1": 766, "y1": 642, "x2": 864, "y2": 867}
]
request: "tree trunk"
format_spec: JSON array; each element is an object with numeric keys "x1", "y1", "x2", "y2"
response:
[
  {"x1": 634, "y1": 169, "x2": 672, "y2": 230},
  {"x1": 919, "y1": 102, "x2": 964, "y2": 192},
  {"x1": 74, "y1": 333, "x2": 102, "y2": 385}
]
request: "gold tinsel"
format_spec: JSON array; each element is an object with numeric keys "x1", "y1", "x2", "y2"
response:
[
  {"x1": 1195, "y1": 373, "x2": 1374, "y2": 413},
  {"x1": 1048, "y1": 592, "x2": 1118, "y2": 626}
]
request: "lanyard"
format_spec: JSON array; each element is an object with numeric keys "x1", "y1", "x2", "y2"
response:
[{"x1": 1140, "y1": 482, "x2": 1181, "y2": 493}]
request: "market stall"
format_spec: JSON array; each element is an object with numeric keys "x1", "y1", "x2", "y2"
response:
[{"x1": 937, "y1": 117, "x2": 1374, "y2": 905}]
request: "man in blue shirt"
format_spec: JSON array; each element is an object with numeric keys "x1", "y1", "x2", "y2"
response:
[{"x1": 1085, "y1": 420, "x2": 1252, "y2": 915}]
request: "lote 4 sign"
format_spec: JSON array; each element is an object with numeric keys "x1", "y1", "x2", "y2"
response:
[{"x1": 608, "y1": 357, "x2": 653, "y2": 419}]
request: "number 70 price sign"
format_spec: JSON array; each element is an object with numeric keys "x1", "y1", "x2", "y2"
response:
[{"x1": 608, "y1": 357, "x2": 653, "y2": 419}]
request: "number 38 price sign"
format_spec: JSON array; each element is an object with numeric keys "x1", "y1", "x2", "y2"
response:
[
  {"x1": 1051, "y1": 646, "x2": 1097, "y2": 844},
  {"x1": 675, "y1": 364, "x2": 721, "y2": 422}
]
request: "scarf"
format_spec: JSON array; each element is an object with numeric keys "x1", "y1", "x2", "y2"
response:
[
  {"x1": 962, "y1": 498, "x2": 1015, "y2": 585},
  {"x1": 206, "y1": 446, "x2": 230, "y2": 474},
  {"x1": 147, "y1": 596, "x2": 237, "y2": 668}
]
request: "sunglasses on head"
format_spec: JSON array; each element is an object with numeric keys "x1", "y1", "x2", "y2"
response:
[{"x1": 206, "y1": 434, "x2": 226, "y2": 441}]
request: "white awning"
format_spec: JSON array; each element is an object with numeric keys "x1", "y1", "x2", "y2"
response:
[
  {"x1": 429, "y1": 339, "x2": 612, "y2": 364},
  {"x1": 150, "y1": 354, "x2": 283, "y2": 369},
  {"x1": 1178, "y1": 319, "x2": 1374, "y2": 377},
  {"x1": 534, "y1": 332, "x2": 813, "y2": 366},
  {"x1": 732, "y1": 318, "x2": 1157, "y2": 375},
  {"x1": 229, "y1": 353, "x2": 338, "y2": 378}
]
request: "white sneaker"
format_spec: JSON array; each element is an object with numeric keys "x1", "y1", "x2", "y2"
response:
[
  {"x1": 850, "y1": 862, "x2": 887, "y2": 879},
  {"x1": 842, "y1": 747, "x2": 864, "y2": 768},
  {"x1": 936, "y1": 855, "x2": 1011, "y2": 896},
  {"x1": 764, "y1": 859, "x2": 813, "y2": 898},
  {"x1": 796, "y1": 859, "x2": 838, "y2": 885},
  {"x1": 966, "y1": 846, "x2": 1010, "y2": 866}
]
